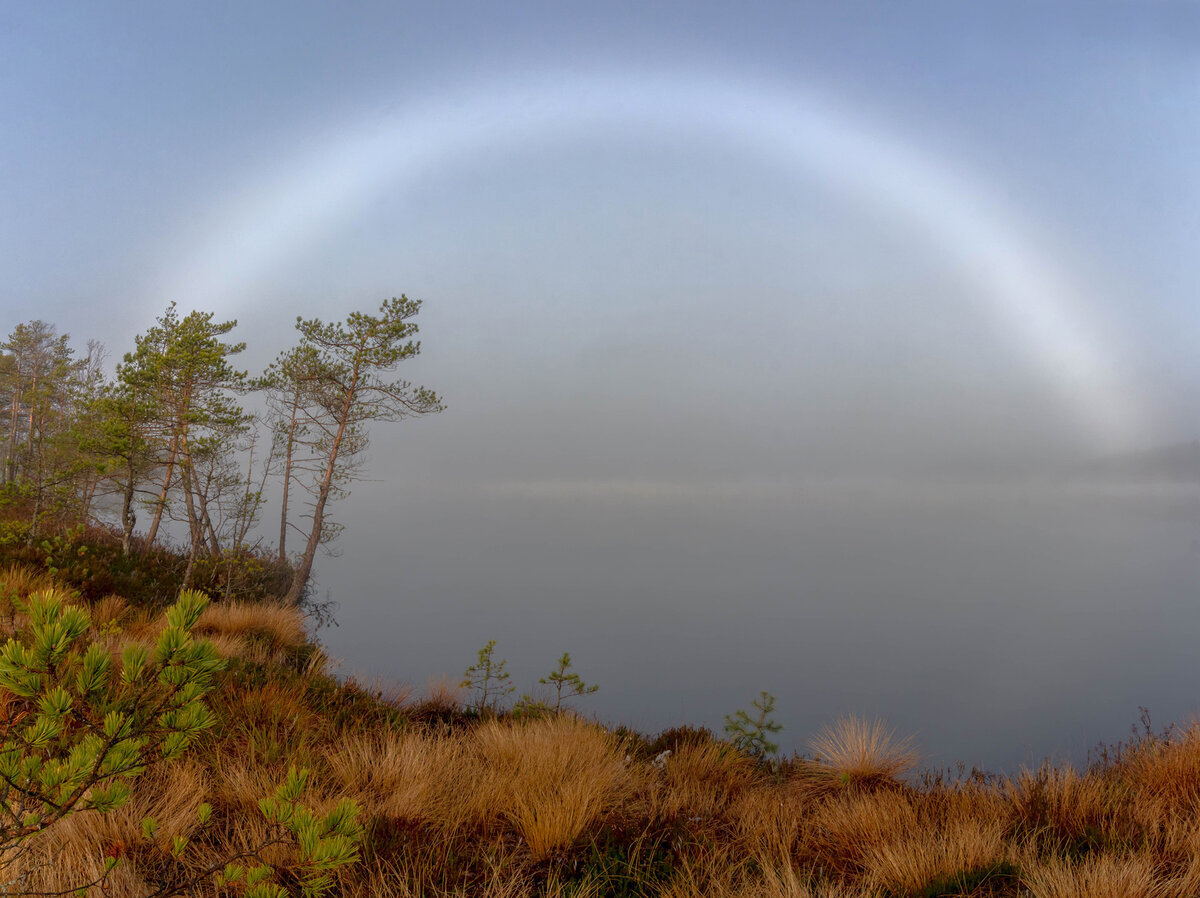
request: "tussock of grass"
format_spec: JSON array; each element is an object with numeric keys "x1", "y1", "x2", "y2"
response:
[
  {"x1": 194, "y1": 599, "x2": 306, "y2": 651},
  {"x1": 1007, "y1": 765, "x2": 1128, "y2": 852},
  {"x1": 863, "y1": 816, "x2": 1007, "y2": 894},
  {"x1": 806, "y1": 788, "x2": 919, "y2": 873},
  {"x1": 807, "y1": 715, "x2": 918, "y2": 790},
  {"x1": 25, "y1": 761, "x2": 210, "y2": 895},
  {"x1": 325, "y1": 729, "x2": 457, "y2": 823},
  {"x1": 0, "y1": 563, "x2": 57, "y2": 599},
  {"x1": 474, "y1": 717, "x2": 629, "y2": 859},
  {"x1": 654, "y1": 739, "x2": 761, "y2": 828},
  {"x1": 0, "y1": 564, "x2": 57, "y2": 635},
  {"x1": 1020, "y1": 852, "x2": 1164, "y2": 898},
  {"x1": 89, "y1": 593, "x2": 129, "y2": 628},
  {"x1": 732, "y1": 784, "x2": 805, "y2": 862},
  {"x1": 114, "y1": 598, "x2": 306, "y2": 664}
]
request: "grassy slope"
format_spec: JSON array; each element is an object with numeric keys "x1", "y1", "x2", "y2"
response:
[{"x1": 2, "y1": 535, "x2": 1199, "y2": 897}]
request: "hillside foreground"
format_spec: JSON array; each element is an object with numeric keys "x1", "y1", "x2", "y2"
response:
[{"x1": 0, "y1": 541, "x2": 1198, "y2": 897}]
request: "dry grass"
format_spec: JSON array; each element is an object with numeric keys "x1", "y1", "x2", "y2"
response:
[
  {"x1": 805, "y1": 788, "x2": 920, "y2": 875},
  {"x1": 731, "y1": 782, "x2": 810, "y2": 862},
  {"x1": 89, "y1": 593, "x2": 129, "y2": 628},
  {"x1": 18, "y1": 761, "x2": 210, "y2": 895},
  {"x1": 1122, "y1": 723, "x2": 1200, "y2": 820},
  {"x1": 658, "y1": 849, "x2": 877, "y2": 898},
  {"x1": 114, "y1": 600, "x2": 305, "y2": 666},
  {"x1": 1020, "y1": 852, "x2": 1165, "y2": 898},
  {"x1": 471, "y1": 716, "x2": 629, "y2": 859},
  {"x1": 10, "y1": 571, "x2": 1200, "y2": 897},
  {"x1": 0, "y1": 565, "x2": 59, "y2": 636},
  {"x1": 194, "y1": 599, "x2": 306, "y2": 651},
  {"x1": 324, "y1": 729, "x2": 460, "y2": 823},
  {"x1": 654, "y1": 739, "x2": 762, "y2": 828},
  {"x1": 1006, "y1": 764, "x2": 1129, "y2": 851},
  {"x1": 807, "y1": 716, "x2": 918, "y2": 790},
  {"x1": 0, "y1": 563, "x2": 57, "y2": 600},
  {"x1": 862, "y1": 815, "x2": 1007, "y2": 893},
  {"x1": 12, "y1": 677, "x2": 1200, "y2": 897},
  {"x1": 735, "y1": 861, "x2": 875, "y2": 898}
]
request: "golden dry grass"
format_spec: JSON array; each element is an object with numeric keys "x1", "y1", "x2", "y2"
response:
[
  {"x1": 89, "y1": 593, "x2": 129, "y2": 629},
  {"x1": 736, "y1": 861, "x2": 876, "y2": 898},
  {"x1": 1121, "y1": 723, "x2": 1200, "y2": 820},
  {"x1": 470, "y1": 716, "x2": 630, "y2": 859},
  {"x1": 324, "y1": 729, "x2": 461, "y2": 823},
  {"x1": 17, "y1": 761, "x2": 210, "y2": 895},
  {"x1": 731, "y1": 784, "x2": 805, "y2": 862},
  {"x1": 10, "y1": 683, "x2": 1200, "y2": 898},
  {"x1": 653, "y1": 739, "x2": 762, "y2": 827},
  {"x1": 1020, "y1": 852, "x2": 1165, "y2": 898},
  {"x1": 1006, "y1": 764, "x2": 1129, "y2": 851},
  {"x1": 194, "y1": 599, "x2": 306, "y2": 651},
  {"x1": 805, "y1": 788, "x2": 919, "y2": 875},
  {"x1": 0, "y1": 563, "x2": 57, "y2": 600},
  {"x1": 862, "y1": 815, "x2": 1007, "y2": 894},
  {"x1": 10, "y1": 569, "x2": 1200, "y2": 897},
  {"x1": 114, "y1": 599, "x2": 305, "y2": 664},
  {"x1": 0, "y1": 566, "x2": 59, "y2": 636},
  {"x1": 807, "y1": 716, "x2": 918, "y2": 790}
]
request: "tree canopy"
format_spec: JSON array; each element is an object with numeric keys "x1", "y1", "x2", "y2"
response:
[{"x1": 0, "y1": 296, "x2": 442, "y2": 605}]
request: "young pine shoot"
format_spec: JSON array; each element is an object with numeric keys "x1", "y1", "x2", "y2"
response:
[
  {"x1": 460, "y1": 639, "x2": 513, "y2": 714},
  {"x1": 541, "y1": 652, "x2": 598, "y2": 713},
  {"x1": 724, "y1": 690, "x2": 783, "y2": 760}
]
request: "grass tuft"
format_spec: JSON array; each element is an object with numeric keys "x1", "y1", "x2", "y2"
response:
[
  {"x1": 194, "y1": 600, "x2": 306, "y2": 652},
  {"x1": 808, "y1": 715, "x2": 919, "y2": 790},
  {"x1": 1020, "y1": 852, "x2": 1163, "y2": 898}
]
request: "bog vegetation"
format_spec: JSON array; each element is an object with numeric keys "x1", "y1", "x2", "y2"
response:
[
  {"x1": 2, "y1": 533, "x2": 1200, "y2": 896},
  {"x1": 3, "y1": 306, "x2": 1200, "y2": 895}
]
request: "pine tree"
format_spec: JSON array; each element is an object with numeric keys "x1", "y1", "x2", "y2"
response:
[
  {"x1": 724, "y1": 691, "x2": 783, "y2": 759},
  {"x1": 278, "y1": 297, "x2": 443, "y2": 605}
]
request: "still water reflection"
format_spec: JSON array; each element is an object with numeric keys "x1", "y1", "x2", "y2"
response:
[{"x1": 320, "y1": 476, "x2": 1200, "y2": 773}]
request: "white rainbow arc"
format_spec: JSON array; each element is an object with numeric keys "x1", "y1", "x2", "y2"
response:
[{"x1": 164, "y1": 68, "x2": 1145, "y2": 449}]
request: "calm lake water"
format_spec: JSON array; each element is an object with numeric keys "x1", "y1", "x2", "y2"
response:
[{"x1": 319, "y1": 475, "x2": 1200, "y2": 773}]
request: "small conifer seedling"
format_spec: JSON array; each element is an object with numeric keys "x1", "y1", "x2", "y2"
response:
[
  {"x1": 461, "y1": 639, "x2": 513, "y2": 714},
  {"x1": 724, "y1": 690, "x2": 783, "y2": 760},
  {"x1": 541, "y1": 652, "x2": 598, "y2": 713}
]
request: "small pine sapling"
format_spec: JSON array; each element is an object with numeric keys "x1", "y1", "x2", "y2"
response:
[
  {"x1": 724, "y1": 691, "x2": 783, "y2": 760},
  {"x1": 460, "y1": 639, "x2": 513, "y2": 714},
  {"x1": 541, "y1": 652, "x2": 598, "y2": 713},
  {"x1": 0, "y1": 587, "x2": 362, "y2": 896},
  {"x1": 0, "y1": 587, "x2": 224, "y2": 870},
  {"x1": 220, "y1": 765, "x2": 362, "y2": 898}
]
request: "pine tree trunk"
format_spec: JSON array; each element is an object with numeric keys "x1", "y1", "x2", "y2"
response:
[
  {"x1": 26, "y1": 471, "x2": 42, "y2": 548},
  {"x1": 3, "y1": 388, "x2": 19, "y2": 485},
  {"x1": 145, "y1": 439, "x2": 177, "y2": 547},
  {"x1": 182, "y1": 546, "x2": 196, "y2": 591},
  {"x1": 278, "y1": 392, "x2": 300, "y2": 561},
  {"x1": 177, "y1": 438, "x2": 206, "y2": 566},
  {"x1": 80, "y1": 475, "x2": 100, "y2": 525},
  {"x1": 121, "y1": 455, "x2": 136, "y2": 557},
  {"x1": 284, "y1": 383, "x2": 356, "y2": 606}
]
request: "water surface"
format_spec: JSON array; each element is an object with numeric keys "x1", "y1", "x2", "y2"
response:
[{"x1": 320, "y1": 474, "x2": 1200, "y2": 772}]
